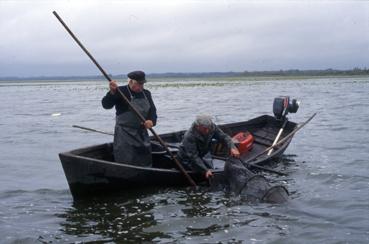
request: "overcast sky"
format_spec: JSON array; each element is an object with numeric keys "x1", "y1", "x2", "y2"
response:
[{"x1": 0, "y1": 0, "x2": 368, "y2": 77}]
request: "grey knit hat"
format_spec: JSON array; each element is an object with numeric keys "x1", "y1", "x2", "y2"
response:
[{"x1": 194, "y1": 114, "x2": 214, "y2": 128}]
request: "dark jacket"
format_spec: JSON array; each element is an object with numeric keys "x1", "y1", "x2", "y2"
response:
[
  {"x1": 101, "y1": 85, "x2": 157, "y2": 125},
  {"x1": 178, "y1": 123, "x2": 236, "y2": 173}
]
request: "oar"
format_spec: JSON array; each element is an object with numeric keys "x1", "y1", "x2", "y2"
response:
[
  {"x1": 245, "y1": 112, "x2": 316, "y2": 165},
  {"x1": 73, "y1": 125, "x2": 113, "y2": 136},
  {"x1": 73, "y1": 125, "x2": 183, "y2": 152},
  {"x1": 53, "y1": 11, "x2": 197, "y2": 187},
  {"x1": 267, "y1": 119, "x2": 288, "y2": 156}
]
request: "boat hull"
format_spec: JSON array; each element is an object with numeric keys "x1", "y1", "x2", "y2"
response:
[{"x1": 59, "y1": 115, "x2": 297, "y2": 199}]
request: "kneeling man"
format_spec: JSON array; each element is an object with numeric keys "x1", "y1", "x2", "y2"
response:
[{"x1": 177, "y1": 115, "x2": 240, "y2": 179}]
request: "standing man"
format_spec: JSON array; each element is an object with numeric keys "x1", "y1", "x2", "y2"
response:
[
  {"x1": 177, "y1": 115, "x2": 240, "y2": 179},
  {"x1": 102, "y1": 71, "x2": 157, "y2": 166}
]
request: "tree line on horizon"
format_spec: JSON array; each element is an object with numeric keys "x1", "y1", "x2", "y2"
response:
[{"x1": 1, "y1": 68, "x2": 369, "y2": 81}]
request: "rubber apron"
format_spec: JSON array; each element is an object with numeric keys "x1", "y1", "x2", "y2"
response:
[{"x1": 113, "y1": 90, "x2": 152, "y2": 167}]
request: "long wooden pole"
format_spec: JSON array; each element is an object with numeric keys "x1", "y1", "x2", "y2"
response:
[{"x1": 53, "y1": 11, "x2": 197, "y2": 187}]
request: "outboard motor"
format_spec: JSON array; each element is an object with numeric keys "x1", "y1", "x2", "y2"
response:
[
  {"x1": 268, "y1": 96, "x2": 299, "y2": 156},
  {"x1": 273, "y1": 96, "x2": 299, "y2": 120}
]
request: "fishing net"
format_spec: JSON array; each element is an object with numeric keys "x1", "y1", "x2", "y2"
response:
[{"x1": 224, "y1": 158, "x2": 289, "y2": 203}]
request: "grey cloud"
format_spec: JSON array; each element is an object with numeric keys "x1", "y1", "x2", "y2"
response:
[{"x1": 0, "y1": 1, "x2": 368, "y2": 77}]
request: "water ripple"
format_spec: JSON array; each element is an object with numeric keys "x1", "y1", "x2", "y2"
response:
[{"x1": 1, "y1": 77, "x2": 369, "y2": 243}]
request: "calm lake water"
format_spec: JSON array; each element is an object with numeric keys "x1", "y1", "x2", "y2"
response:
[{"x1": 0, "y1": 76, "x2": 368, "y2": 243}]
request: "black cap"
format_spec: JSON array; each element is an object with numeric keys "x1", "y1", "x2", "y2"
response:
[{"x1": 127, "y1": 71, "x2": 146, "y2": 84}]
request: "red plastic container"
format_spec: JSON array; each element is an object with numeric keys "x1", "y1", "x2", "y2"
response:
[{"x1": 232, "y1": 131, "x2": 254, "y2": 154}]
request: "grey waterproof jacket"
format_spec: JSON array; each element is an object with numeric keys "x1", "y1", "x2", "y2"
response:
[{"x1": 177, "y1": 123, "x2": 236, "y2": 172}]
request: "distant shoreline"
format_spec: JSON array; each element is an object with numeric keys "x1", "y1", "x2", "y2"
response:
[{"x1": 1, "y1": 69, "x2": 368, "y2": 82}]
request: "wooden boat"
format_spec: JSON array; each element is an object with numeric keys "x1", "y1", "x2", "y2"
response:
[{"x1": 59, "y1": 114, "x2": 298, "y2": 199}]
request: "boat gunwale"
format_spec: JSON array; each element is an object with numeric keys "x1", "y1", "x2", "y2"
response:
[
  {"x1": 59, "y1": 114, "x2": 297, "y2": 173},
  {"x1": 59, "y1": 135, "x2": 292, "y2": 173},
  {"x1": 59, "y1": 151, "x2": 203, "y2": 174}
]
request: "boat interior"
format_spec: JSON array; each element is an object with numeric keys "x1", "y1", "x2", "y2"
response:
[{"x1": 71, "y1": 115, "x2": 297, "y2": 170}]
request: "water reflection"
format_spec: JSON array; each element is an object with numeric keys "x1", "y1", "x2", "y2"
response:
[
  {"x1": 1, "y1": 77, "x2": 369, "y2": 243},
  {"x1": 56, "y1": 187, "x2": 250, "y2": 242},
  {"x1": 55, "y1": 175, "x2": 294, "y2": 242},
  {"x1": 56, "y1": 189, "x2": 169, "y2": 242}
]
